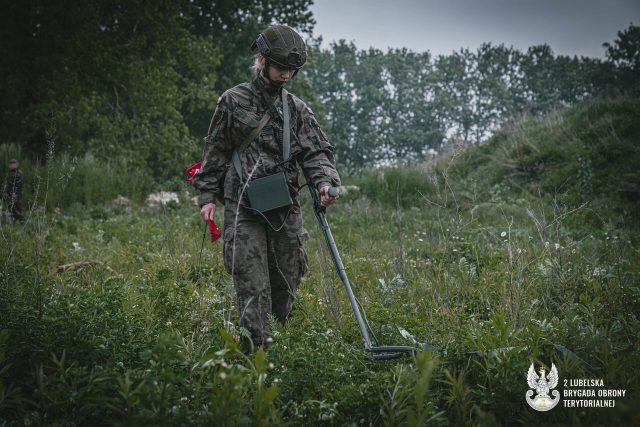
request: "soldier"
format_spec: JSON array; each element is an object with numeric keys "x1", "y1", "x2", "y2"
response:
[
  {"x1": 3, "y1": 159, "x2": 24, "y2": 221},
  {"x1": 192, "y1": 25, "x2": 340, "y2": 351}
]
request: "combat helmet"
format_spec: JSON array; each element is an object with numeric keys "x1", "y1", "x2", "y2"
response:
[{"x1": 251, "y1": 25, "x2": 307, "y2": 69}]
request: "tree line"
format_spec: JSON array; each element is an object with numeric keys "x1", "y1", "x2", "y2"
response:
[
  {"x1": 306, "y1": 25, "x2": 639, "y2": 171},
  {"x1": 1, "y1": 1, "x2": 638, "y2": 178}
]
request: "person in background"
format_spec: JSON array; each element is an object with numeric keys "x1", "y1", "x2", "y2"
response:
[{"x1": 3, "y1": 159, "x2": 24, "y2": 222}]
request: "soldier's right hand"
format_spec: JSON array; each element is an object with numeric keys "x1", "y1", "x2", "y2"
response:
[{"x1": 200, "y1": 203, "x2": 216, "y2": 222}]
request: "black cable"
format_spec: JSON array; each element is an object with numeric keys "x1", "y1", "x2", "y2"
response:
[
  {"x1": 240, "y1": 199, "x2": 293, "y2": 232},
  {"x1": 196, "y1": 222, "x2": 208, "y2": 286}
]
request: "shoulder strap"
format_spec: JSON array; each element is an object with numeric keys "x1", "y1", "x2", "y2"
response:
[
  {"x1": 233, "y1": 88, "x2": 291, "y2": 181},
  {"x1": 282, "y1": 88, "x2": 291, "y2": 161}
]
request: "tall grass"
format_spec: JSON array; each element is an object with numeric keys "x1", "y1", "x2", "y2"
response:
[{"x1": 0, "y1": 144, "x2": 153, "y2": 211}]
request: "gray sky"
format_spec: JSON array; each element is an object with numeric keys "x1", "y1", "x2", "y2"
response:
[{"x1": 310, "y1": 0, "x2": 640, "y2": 58}]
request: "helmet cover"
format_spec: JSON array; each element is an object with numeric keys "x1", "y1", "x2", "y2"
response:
[{"x1": 251, "y1": 25, "x2": 307, "y2": 69}]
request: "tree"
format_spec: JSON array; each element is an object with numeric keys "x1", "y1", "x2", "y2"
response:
[
  {"x1": 432, "y1": 49, "x2": 480, "y2": 144},
  {"x1": 306, "y1": 41, "x2": 367, "y2": 170},
  {"x1": 603, "y1": 23, "x2": 640, "y2": 97},
  {"x1": 380, "y1": 48, "x2": 442, "y2": 161},
  {"x1": 0, "y1": 0, "x2": 317, "y2": 180},
  {"x1": 307, "y1": 43, "x2": 442, "y2": 170},
  {"x1": 0, "y1": 1, "x2": 221, "y2": 178}
]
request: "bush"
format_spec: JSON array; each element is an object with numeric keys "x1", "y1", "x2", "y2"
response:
[{"x1": 355, "y1": 167, "x2": 436, "y2": 208}]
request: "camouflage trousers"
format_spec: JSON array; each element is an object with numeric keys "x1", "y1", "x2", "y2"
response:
[{"x1": 222, "y1": 199, "x2": 309, "y2": 350}]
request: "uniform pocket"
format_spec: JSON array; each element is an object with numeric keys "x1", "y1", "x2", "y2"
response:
[
  {"x1": 305, "y1": 116, "x2": 330, "y2": 144},
  {"x1": 234, "y1": 106, "x2": 260, "y2": 127}
]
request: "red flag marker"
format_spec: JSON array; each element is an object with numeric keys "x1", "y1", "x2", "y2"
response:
[
  {"x1": 186, "y1": 162, "x2": 221, "y2": 242},
  {"x1": 186, "y1": 162, "x2": 201, "y2": 185}
]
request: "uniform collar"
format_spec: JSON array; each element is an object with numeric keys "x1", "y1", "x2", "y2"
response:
[{"x1": 253, "y1": 72, "x2": 282, "y2": 97}]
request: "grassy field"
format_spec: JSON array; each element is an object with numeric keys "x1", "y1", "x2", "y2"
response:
[{"x1": 1, "y1": 101, "x2": 639, "y2": 426}]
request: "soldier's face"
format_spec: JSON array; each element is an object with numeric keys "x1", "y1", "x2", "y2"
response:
[
  {"x1": 8, "y1": 163, "x2": 17, "y2": 171},
  {"x1": 267, "y1": 64, "x2": 295, "y2": 83}
]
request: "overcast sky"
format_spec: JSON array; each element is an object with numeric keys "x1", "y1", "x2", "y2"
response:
[{"x1": 310, "y1": 0, "x2": 640, "y2": 58}]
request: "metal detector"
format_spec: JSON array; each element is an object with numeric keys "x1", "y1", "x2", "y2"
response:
[
  {"x1": 307, "y1": 183, "x2": 436, "y2": 360},
  {"x1": 303, "y1": 182, "x2": 602, "y2": 373}
]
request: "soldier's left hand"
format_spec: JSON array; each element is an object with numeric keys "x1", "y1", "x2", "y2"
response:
[{"x1": 319, "y1": 186, "x2": 339, "y2": 208}]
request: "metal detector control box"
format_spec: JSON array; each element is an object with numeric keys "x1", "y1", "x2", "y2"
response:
[{"x1": 246, "y1": 171, "x2": 293, "y2": 213}]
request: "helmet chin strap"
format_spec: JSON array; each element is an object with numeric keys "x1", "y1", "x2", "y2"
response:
[{"x1": 261, "y1": 63, "x2": 285, "y2": 90}]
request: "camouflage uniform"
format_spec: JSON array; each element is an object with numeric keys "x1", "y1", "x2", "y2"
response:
[
  {"x1": 192, "y1": 76, "x2": 340, "y2": 349},
  {"x1": 3, "y1": 169, "x2": 24, "y2": 221}
]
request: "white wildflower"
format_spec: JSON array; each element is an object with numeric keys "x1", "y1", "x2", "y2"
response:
[{"x1": 147, "y1": 191, "x2": 179, "y2": 206}]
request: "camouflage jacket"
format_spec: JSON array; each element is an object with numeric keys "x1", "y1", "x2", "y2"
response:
[
  {"x1": 192, "y1": 76, "x2": 341, "y2": 207},
  {"x1": 3, "y1": 170, "x2": 23, "y2": 200}
]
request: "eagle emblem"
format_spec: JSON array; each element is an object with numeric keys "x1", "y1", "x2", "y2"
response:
[{"x1": 526, "y1": 363, "x2": 560, "y2": 411}]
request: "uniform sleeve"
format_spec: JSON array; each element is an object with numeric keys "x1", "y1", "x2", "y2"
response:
[
  {"x1": 192, "y1": 96, "x2": 233, "y2": 206},
  {"x1": 295, "y1": 105, "x2": 341, "y2": 190}
]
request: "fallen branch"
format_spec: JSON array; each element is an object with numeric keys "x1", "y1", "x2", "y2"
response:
[{"x1": 56, "y1": 259, "x2": 117, "y2": 274}]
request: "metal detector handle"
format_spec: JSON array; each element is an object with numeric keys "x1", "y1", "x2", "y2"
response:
[{"x1": 312, "y1": 185, "x2": 339, "y2": 213}]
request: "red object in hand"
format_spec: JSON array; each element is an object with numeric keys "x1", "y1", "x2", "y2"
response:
[
  {"x1": 186, "y1": 161, "x2": 221, "y2": 243},
  {"x1": 186, "y1": 162, "x2": 202, "y2": 185},
  {"x1": 208, "y1": 218, "x2": 221, "y2": 242}
]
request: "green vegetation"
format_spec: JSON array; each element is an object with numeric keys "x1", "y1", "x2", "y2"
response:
[
  {"x1": 0, "y1": 0, "x2": 315, "y2": 179},
  {"x1": 357, "y1": 100, "x2": 640, "y2": 229},
  {"x1": 0, "y1": 145, "x2": 153, "y2": 210},
  {"x1": 2, "y1": 2, "x2": 639, "y2": 424},
  {"x1": 2, "y1": 100, "x2": 638, "y2": 425}
]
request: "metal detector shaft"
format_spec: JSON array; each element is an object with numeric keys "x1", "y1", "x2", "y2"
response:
[
  {"x1": 305, "y1": 183, "x2": 419, "y2": 359},
  {"x1": 309, "y1": 186, "x2": 374, "y2": 349}
]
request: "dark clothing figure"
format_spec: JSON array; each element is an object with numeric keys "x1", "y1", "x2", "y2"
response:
[
  {"x1": 3, "y1": 169, "x2": 24, "y2": 221},
  {"x1": 193, "y1": 76, "x2": 341, "y2": 349}
]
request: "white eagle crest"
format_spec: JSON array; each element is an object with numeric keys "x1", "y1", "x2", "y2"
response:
[{"x1": 525, "y1": 363, "x2": 560, "y2": 411}]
